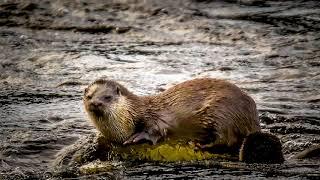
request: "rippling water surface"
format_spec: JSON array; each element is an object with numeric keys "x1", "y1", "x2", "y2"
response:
[{"x1": 0, "y1": 0, "x2": 319, "y2": 179}]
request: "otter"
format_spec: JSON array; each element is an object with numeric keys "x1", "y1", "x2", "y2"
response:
[{"x1": 83, "y1": 78, "x2": 284, "y2": 163}]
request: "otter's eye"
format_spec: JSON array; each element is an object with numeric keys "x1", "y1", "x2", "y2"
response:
[
  {"x1": 86, "y1": 95, "x2": 92, "y2": 99},
  {"x1": 103, "y1": 96, "x2": 112, "y2": 101}
]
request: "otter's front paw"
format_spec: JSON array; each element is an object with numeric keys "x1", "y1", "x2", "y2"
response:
[{"x1": 123, "y1": 132, "x2": 159, "y2": 145}]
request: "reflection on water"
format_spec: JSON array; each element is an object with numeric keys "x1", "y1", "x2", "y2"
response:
[
  {"x1": 1, "y1": 42, "x2": 319, "y2": 179},
  {"x1": 0, "y1": 0, "x2": 320, "y2": 178}
]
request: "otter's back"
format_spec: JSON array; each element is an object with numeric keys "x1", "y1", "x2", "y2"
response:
[{"x1": 153, "y1": 78, "x2": 260, "y2": 146}]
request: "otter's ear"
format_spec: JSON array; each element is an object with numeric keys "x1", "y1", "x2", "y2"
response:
[
  {"x1": 84, "y1": 87, "x2": 88, "y2": 94},
  {"x1": 116, "y1": 86, "x2": 121, "y2": 95}
]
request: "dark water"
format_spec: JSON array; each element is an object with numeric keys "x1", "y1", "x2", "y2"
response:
[{"x1": 0, "y1": 0, "x2": 319, "y2": 179}]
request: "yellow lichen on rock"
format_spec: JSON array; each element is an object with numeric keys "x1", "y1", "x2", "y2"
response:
[{"x1": 114, "y1": 142, "x2": 230, "y2": 162}]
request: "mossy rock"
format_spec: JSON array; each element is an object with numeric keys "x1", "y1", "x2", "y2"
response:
[
  {"x1": 113, "y1": 141, "x2": 231, "y2": 162},
  {"x1": 53, "y1": 134, "x2": 234, "y2": 176},
  {"x1": 79, "y1": 142, "x2": 232, "y2": 175}
]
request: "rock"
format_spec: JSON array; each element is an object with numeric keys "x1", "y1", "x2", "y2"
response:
[
  {"x1": 79, "y1": 160, "x2": 123, "y2": 175},
  {"x1": 293, "y1": 144, "x2": 320, "y2": 159},
  {"x1": 259, "y1": 112, "x2": 276, "y2": 125}
]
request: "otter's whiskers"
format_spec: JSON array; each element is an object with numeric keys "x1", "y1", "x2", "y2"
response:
[{"x1": 99, "y1": 96, "x2": 136, "y2": 143}]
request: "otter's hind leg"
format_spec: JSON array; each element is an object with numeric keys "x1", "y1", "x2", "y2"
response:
[
  {"x1": 240, "y1": 132, "x2": 284, "y2": 163},
  {"x1": 196, "y1": 138, "x2": 241, "y2": 155},
  {"x1": 192, "y1": 128, "x2": 240, "y2": 161}
]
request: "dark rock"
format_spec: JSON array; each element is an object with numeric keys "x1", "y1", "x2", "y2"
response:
[
  {"x1": 294, "y1": 144, "x2": 320, "y2": 159},
  {"x1": 56, "y1": 80, "x2": 83, "y2": 87},
  {"x1": 115, "y1": 27, "x2": 131, "y2": 34},
  {"x1": 260, "y1": 112, "x2": 275, "y2": 125},
  {"x1": 218, "y1": 66, "x2": 234, "y2": 71}
]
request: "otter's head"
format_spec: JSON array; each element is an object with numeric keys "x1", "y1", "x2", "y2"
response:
[
  {"x1": 83, "y1": 79, "x2": 137, "y2": 144},
  {"x1": 83, "y1": 79, "x2": 122, "y2": 116}
]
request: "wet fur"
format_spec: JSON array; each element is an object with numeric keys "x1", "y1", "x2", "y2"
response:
[
  {"x1": 84, "y1": 78, "x2": 260, "y2": 150},
  {"x1": 84, "y1": 80, "x2": 140, "y2": 143},
  {"x1": 142, "y1": 78, "x2": 260, "y2": 148},
  {"x1": 86, "y1": 96, "x2": 137, "y2": 143}
]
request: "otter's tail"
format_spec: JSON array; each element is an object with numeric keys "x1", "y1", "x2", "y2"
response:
[{"x1": 239, "y1": 132, "x2": 284, "y2": 164}]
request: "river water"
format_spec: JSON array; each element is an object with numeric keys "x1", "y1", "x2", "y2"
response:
[{"x1": 0, "y1": 0, "x2": 319, "y2": 179}]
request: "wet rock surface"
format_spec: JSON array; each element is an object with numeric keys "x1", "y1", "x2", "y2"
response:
[
  {"x1": 0, "y1": 0, "x2": 319, "y2": 179},
  {"x1": 293, "y1": 144, "x2": 320, "y2": 159}
]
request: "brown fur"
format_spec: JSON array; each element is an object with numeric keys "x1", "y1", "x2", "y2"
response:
[
  {"x1": 83, "y1": 78, "x2": 260, "y2": 151},
  {"x1": 83, "y1": 79, "x2": 140, "y2": 143}
]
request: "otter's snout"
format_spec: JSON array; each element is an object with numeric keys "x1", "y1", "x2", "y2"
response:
[
  {"x1": 88, "y1": 100, "x2": 106, "y2": 114},
  {"x1": 90, "y1": 101, "x2": 103, "y2": 108}
]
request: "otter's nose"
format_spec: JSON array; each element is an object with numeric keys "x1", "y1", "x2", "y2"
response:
[{"x1": 90, "y1": 101, "x2": 103, "y2": 108}]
